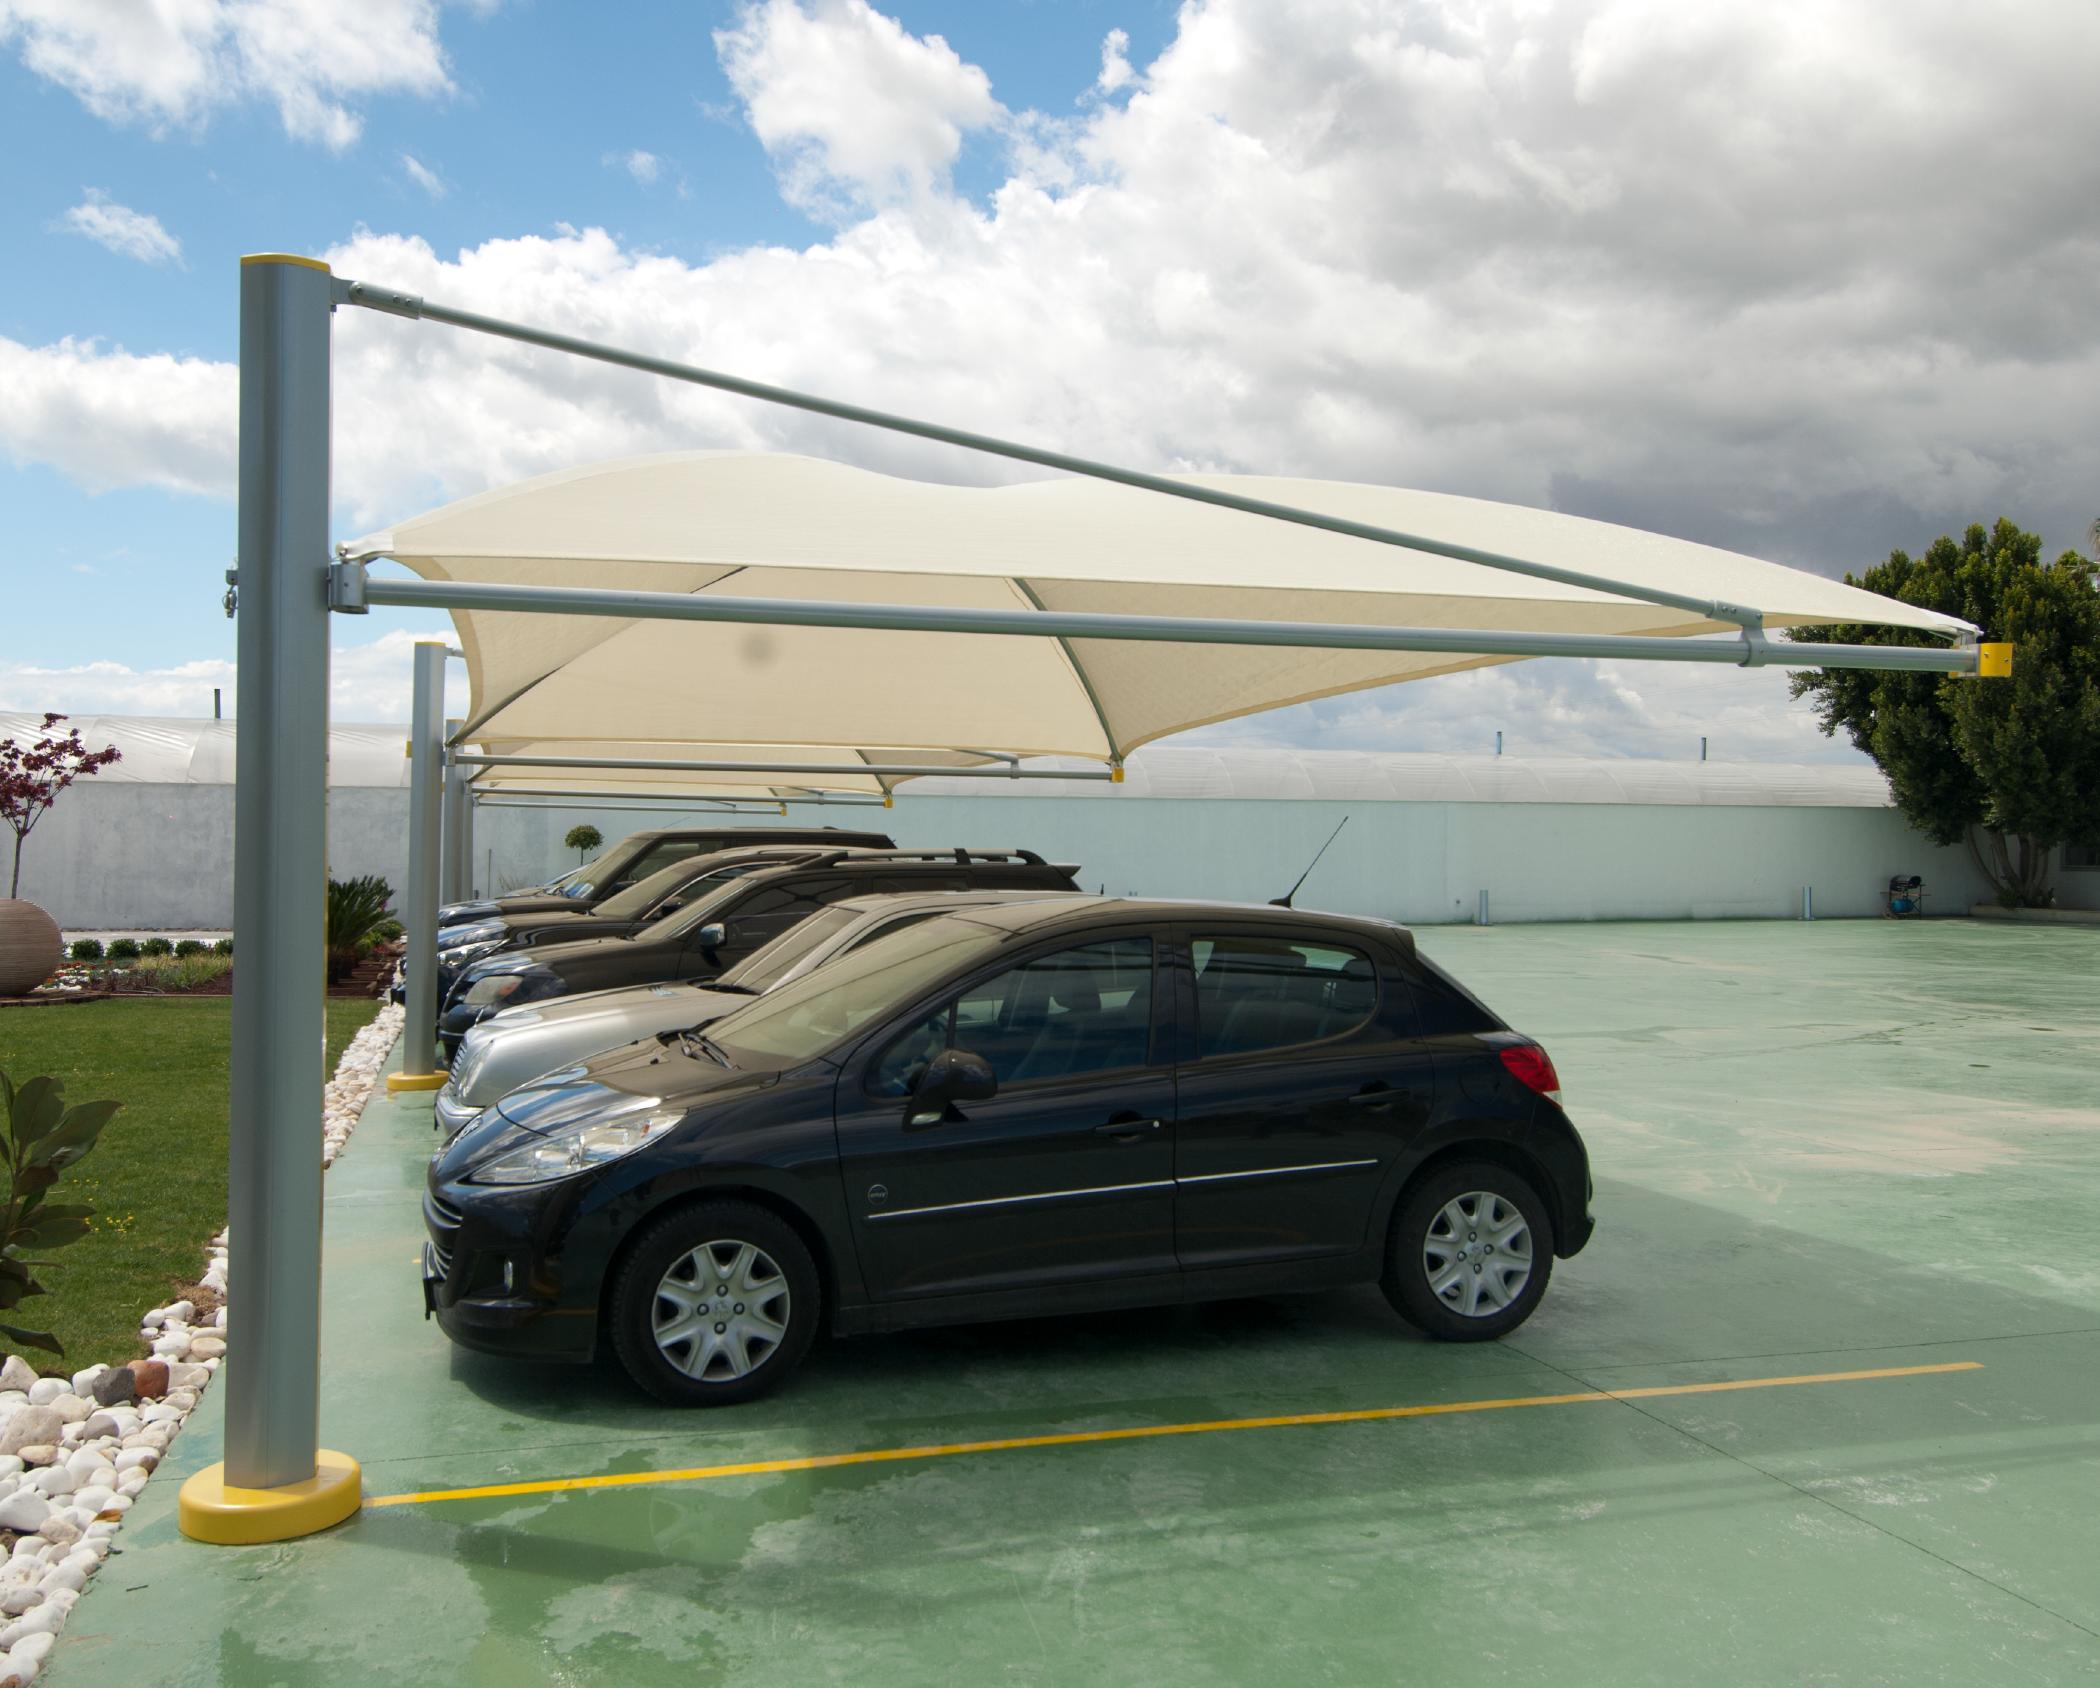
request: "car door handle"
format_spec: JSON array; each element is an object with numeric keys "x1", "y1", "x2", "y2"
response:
[
  {"x1": 1348, "y1": 1084, "x2": 1396, "y2": 1107},
  {"x1": 1094, "y1": 1117, "x2": 1161, "y2": 1140}
]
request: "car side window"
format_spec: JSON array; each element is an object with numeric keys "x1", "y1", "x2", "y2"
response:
[
  {"x1": 720, "y1": 877, "x2": 854, "y2": 950},
  {"x1": 869, "y1": 938, "x2": 1155, "y2": 1097},
  {"x1": 1191, "y1": 936, "x2": 1376, "y2": 1059}
]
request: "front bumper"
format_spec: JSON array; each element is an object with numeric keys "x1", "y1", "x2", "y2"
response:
[{"x1": 422, "y1": 1180, "x2": 600, "y2": 1363}]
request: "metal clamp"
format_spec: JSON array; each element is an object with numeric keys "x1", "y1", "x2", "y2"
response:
[
  {"x1": 335, "y1": 279, "x2": 424, "y2": 319},
  {"x1": 328, "y1": 558, "x2": 370, "y2": 613},
  {"x1": 222, "y1": 567, "x2": 238, "y2": 620}
]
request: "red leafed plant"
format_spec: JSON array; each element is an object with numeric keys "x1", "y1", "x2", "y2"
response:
[{"x1": 1, "y1": 714, "x2": 122, "y2": 899}]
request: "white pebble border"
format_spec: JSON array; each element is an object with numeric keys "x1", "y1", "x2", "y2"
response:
[{"x1": 0, "y1": 1001, "x2": 404, "y2": 1684}]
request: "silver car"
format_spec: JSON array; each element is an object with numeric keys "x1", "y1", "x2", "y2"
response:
[{"x1": 431, "y1": 889, "x2": 1074, "y2": 1135}]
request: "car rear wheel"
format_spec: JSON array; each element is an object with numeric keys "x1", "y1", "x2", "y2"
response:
[
  {"x1": 1383, "y1": 1161, "x2": 1554, "y2": 1341},
  {"x1": 609, "y1": 1200, "x2": 820, "y2": 1405}
]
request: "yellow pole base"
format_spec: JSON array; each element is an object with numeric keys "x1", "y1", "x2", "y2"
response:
[
  {"x1": 178, "y1": 1450, "x2": 362, "y2": 1544},
  {"x1": 386, "y1": 1070, "x2": 448, "y2": 1093}
]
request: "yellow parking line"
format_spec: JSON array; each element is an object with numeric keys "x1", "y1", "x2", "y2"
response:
[{"x1": 366, "y1": 1358, "x2": 1981, "y2": 1509}]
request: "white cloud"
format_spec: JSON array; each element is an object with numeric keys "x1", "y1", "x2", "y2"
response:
[
  {"x1": 402, "y1": 153, "x2": 446, "y2": 198},
  {"x1": 607, "y1": 148, "x2": 661, "y2": 185},
  {"x1": 0, "y1": 632, "x2": 469, "y2": 721},
  {"x1": 0, "y1": 0, "x2": 474, "y2": 150},
  {"x1": 0, "y1": 335, "x2": 233, "y2": 497},
  {"x1": 60, "y1": 190, "x2": 182, "y2": 265},
  {"x1": 7, "y1": 0, "x2": 2100, "y2": 759},
  {"x1": 1096, "y1": 28, "x2": 1133, "y2": 95},
  {"x1": 715, "y1": 0, "x2": 1000, "y2": 213}
]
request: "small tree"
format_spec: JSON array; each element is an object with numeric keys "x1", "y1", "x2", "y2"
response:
[
  {"x1": 1790, "y1": 519, "x2": 2100, "y2": 906},
  {"x1": 563, "y1": 824, "x2": 604, "y2": 864},
  {"x1": 0, "y1": 714, "x2": 122, "y2": 898}
]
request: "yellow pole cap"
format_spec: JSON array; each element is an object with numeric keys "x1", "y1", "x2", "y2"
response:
[
  {"x1": 1978, "y1": 642, "x2": 2013, "y2": 678},
  {"x1": 1110, "y1": 765, "x2": 1125, "y2": 783},
  {"x1": 239, "y1": 253, "x2": 332, "y2": 274},
  {"x1": 179, "y1": 1450, "x2": 361, "y2": 1544},
  {"x1": 884, "y1": 795, "x2": 894, "y2": 808}
]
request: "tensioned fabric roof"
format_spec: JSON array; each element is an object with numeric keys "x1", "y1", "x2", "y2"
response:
[{"x1": 344, "y1": 452, "x2": 1972, "y2": 777}]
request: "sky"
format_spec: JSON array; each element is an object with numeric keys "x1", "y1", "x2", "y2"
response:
[{"x1": 2, "y1": 0, "x2": 2096, "y2": 764}]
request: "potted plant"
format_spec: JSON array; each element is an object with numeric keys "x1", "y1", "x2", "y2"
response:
[{"x1": 0, "y1": 715, "x2": 120, "y2": 996}]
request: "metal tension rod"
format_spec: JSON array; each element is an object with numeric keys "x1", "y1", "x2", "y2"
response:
[
  {"x1": 346, "y1": 570, "x2": 1982, "y2": 675},
  {"x1": 333, "y1": 275, "x2": 1769, "y2": 630},
  {"x1": 455, "y1": 752, "x2": 1117, "y2": 781},
  {"x1": 471, "y1": 789, "x2": 891, "y2": 809}
]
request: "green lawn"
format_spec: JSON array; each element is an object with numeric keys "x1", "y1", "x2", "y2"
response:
[{"x1": 0, "y1": 997, "x2": 383, "y2": 1368}]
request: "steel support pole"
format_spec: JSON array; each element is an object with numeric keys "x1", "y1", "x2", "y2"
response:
[
  {"x1": 441, "y1": 719, "x2": 471, "y2": 905},
  {"x1": 178, "y1": 254, "x2": 361, "y2": 1544},
  {"x1": 395, "y1": 642, "x2": 448, "y2": 1085},
  {"x1": 350, "y1": 574, "x2": 1987, "y2": 679}
]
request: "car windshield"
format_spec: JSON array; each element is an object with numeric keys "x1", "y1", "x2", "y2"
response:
[
  {"x1": 592, "y1": 858, "x2": 760, "y2": 922},
  {"x1": 715, "y1": 903, "x2": 864, "y2": 993},
  {"x1": 544, "y1": 858, "x2": 601, "y2": 896},
  {"x1": 704, "y1": 915, "x2": 1007, "y2": 1071},
  {"x1": 633, "y1": 876, "x2": 755, "y2": 942}
]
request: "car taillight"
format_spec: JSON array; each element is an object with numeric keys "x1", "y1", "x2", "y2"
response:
[{"x1": 1499, "y1": 1043, "x2": 1562, "y2": 1103}]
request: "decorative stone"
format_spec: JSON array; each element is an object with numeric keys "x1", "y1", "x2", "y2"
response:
[
  {"x1": 23, "y1": 1470, "x2": 72, "y2": 1501},
  {"x1": 149, "y1": 1333, "x2": 189, "y2": 1361},
  {"x1": 0, "y1": 901, "x2": 64, "y2": 997},
  {"x1": 187, "y1": 1336, "x2": 226, "y2": 1361},
  {"x1": 0, "y1": 1588, "x2": 37, "y2": 1618},
  {"x1": 110, "y1": 1450, "x2": 153, "y2": 1475},
  {"x1": 0, "y1": 1499, "x2": 44, "y2": 1537},
  {"x1": 0, "y1": 1366, "x2": 33, "y2": 1399},
  {"x1": 45, "y1": 1400, "x2": 87, "y2": 1429},
  {"x1": 0, "y1": 1413, "x2": 59, "y2": 1461},
  {"x1": 87, "y1": 1371, "x2": 133, "y2": 1410},
  {"x1": 124, "y1": 1362, "x2": 168, "y2": 1402},
  {"x1": 16, "y1": 1391, "x2": 53, "y2": 1415},
  {"x1": 28, "y1": 1522, "x2": 73, "y2": 1553}
]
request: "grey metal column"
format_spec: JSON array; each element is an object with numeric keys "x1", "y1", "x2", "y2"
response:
[
  {"x1": 223, "y1": 255, "x2": 334, "y2": 1492},
  {"x1": 400, "y1": 641, "x2": 447, "y2": 1078},
  {"x1": 441, "y1": 717, "x2": 469, "y2": 905}
]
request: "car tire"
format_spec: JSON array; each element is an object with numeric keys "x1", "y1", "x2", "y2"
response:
[
  {"x1": 608, "y1": 1200, "x2": 821, "y2": 1406},
  {"x1": 1383, "y1": 1161, "x2": 1555, "y2": 1342}
]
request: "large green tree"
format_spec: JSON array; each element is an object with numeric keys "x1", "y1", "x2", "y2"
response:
[{"x1": 1789, "y1": 519, "x2": 2100, "y2": 906}]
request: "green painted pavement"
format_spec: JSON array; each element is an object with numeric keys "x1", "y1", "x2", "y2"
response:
[{"x1": 48, "y1": 920, "x2": 2100, "y2": 1685}]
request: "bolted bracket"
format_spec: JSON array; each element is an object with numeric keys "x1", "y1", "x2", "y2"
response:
[
  {"x1": 223, "y1": 567, "x2": 239, "y2": 620},
  {"x1": 335, "y1": 278, "x2": 425, "y2": 319},
  {"x1": 1735, "y1": 624, "x2": 1777, "y2": 667},
  {"x1": 328, "y1": 558, "x2": 370, "y2": 613}
]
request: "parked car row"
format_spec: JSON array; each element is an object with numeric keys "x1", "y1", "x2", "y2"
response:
[{"x1": 418, "y1": 829, "x2": 1594, "y2": 1406}]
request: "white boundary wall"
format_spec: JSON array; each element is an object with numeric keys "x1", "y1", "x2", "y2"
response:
[{"x1": 14, "y1": 756, "x2": 2027, "y2": 929}]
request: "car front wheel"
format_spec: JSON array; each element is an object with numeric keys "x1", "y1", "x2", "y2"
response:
[
  {"x1": 608, "y1": 1200, "x2": 820, "y2": 1405},
  {"x1": 1383, "y1": 1161, "x2": 1554, "y2": 1341}
]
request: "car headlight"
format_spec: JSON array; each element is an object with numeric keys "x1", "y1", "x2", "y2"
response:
[
  {"x1": 441, "y1": 938, "x2": 506, "y2": 966},
  {"x1": 469, "y1": 1106, "x2": 684, "y2": 1184},
  {"x1": 463, "y1": 969, "x2": 561, "y2": 1009}
]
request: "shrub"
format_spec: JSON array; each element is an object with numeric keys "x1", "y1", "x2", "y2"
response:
[
  {"x1": 67, "y1": 938, "x2": 103, "y2": 961},
  {"x1": 564, "y1": 823, "x2": 604, "y2": 862},
  {"x1": 140, "y1": 937, "x2": 173, "y2": 958},
  {"x1": 0, "y1": 1068, "x2": 122, "y2": 1356},
  {"x1": 213, "y1": 937, "x2": 234, "y2": 956},
  {"x1": 373, "y1": 919, "x2": 404, "y2": 944},
  {"x1": 106, "y1": 939, "x2": 140, "y2": 961},
  {"x1": 173, "y1": 938, "x2": 206, "y2": 957},
  {"x1": 325, "y1": 875, "x2": 394, "y2": 985}
]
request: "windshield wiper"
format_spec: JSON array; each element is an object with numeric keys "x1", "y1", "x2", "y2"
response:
[
  {"x1": 706, "y1": 980, "x2": 759, "y2": 995},
  {"x1": 677, "y1": 1029, "x2": 734, "y2": 1067}
]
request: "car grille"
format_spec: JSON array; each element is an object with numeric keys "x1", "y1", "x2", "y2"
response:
[{"x1": 423, "y1": 1189, "x2": 463, "y2": 1280}]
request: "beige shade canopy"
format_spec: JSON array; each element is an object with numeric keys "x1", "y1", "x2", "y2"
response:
[{"x1": 345, "y1": 452, "x2": 1973, "y2": 770}]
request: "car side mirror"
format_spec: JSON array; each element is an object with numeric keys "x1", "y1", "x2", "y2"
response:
[
  {"x1": 908, "y1": 1048, "x2": 997, "y2": 1126},
  {"x1": 697, "y1": 922, "x2": 727, "y2": 952}
]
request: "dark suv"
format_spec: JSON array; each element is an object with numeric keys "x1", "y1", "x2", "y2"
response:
[
  {"x1": 423, "y1": 896, "x2": 1594, "y2": 1404},
  {"x1": 438, "y1": 848, "x2": 1080, "y2": 1055},
  {"x1": 436, "y1": 826, "x2": 896, "y2": 927},
  {"x1": 431, "y1": 844, "x2": 851, "y2": 1006}
]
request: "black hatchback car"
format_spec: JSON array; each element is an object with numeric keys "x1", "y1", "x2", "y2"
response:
[
  {"x1": 437, "y1": 848, "x2": 1081, "y2": 1056},
  {"x1": 424, "y1": 897, "x2": 1594, "y2": 1405}
]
